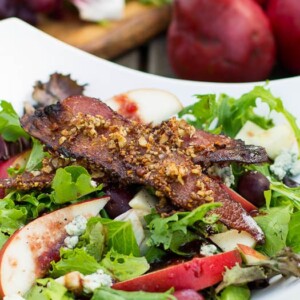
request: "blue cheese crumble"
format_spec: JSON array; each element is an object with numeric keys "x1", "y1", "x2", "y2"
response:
[
  {"x1": 64, "y1": 215, "x2": 87, "y2": 248},
  {"x1": 207, "y1": 165, "x2": 235, "y2": 187},
  {"x1": 200, "y1": 244, "x2": 218, "y2": 256},
  {"x1": 270, "y1": 150, "x2": 300, "y2": 180},
  {"x1": 83, "y1": 270, "x2": 113, "y2": 294}
]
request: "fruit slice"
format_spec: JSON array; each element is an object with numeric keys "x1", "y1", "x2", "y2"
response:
[
  {"x1": 105, "y1": 89, "x2": 183, "y2": 125},
  {"x1": 0, "y1": 196, "x2": 109, "y2": 297},
  {"x1": 113, "y1": 250, "x2": 241, "y2": 292},
  {"x1": 220, "y1": 184, "x2": 258, "y2": 213},
  {"x1": 237, "y1": 244, "x2": 268, "y2": 265},
  {"x1": 0, "y1": 150, "x2": 30, "y2": 198},
  {"x1": 209, "y1": 229, "x2": 256, "y2": 252}
]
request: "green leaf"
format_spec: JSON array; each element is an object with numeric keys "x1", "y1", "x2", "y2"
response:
[
  {"x1": 270, "y1": 181, "x2": 300, "y2": 210},
  {"x1": 79, "y1": 217, "x2": 105, "y2": 261},
  {"x1": 0, "y1": 100, "x2": 29, "y2": 141},
  {"x1": 100, "y1": 218, "x2": 140, "y2": 256},
  {"x1": 25, "y1": 278, "x2": 74, "y2": 300},
  {"x1": 92, "y1": 287, "x2": 175, "y2": 300},
  {"x1": 146, "y1": 203, "x2": 221, "y2": 254},
  {"x1": 178, "y1": 86, "x2": 300, "y2": 151},
  {"x1": 287, "y1": 211, "x2": 300, "y2": 253},
  {"x1": 255, "y1": 206, "x2": 291, "y2": 256},
  {"x1": 50, "y1": 248, "x2": 104, "y2": 278},
  {"x1": 51, "y1": 166, "x2": 102, "y2": 204},
  {"x1": 100, "y1": 249, "x2": 149, "y2": 281},
  {"x1": 219, "y1": 285, "x2": 251, "y2": 300},
  {"x1": 0, "y1": 198, "x2": 27, "y2": 235},
  {"x1": 25, "y1": 138, "x2": 48, "y2": 172}
]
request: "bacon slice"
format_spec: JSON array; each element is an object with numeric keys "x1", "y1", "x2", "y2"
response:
[{"x1": 20, "y1": 96, "x2": 265, "y2": 242}]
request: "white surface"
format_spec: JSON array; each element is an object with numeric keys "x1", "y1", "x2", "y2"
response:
[{"x1": 0, "y1": 18, "x2": 300, "y2": 299}]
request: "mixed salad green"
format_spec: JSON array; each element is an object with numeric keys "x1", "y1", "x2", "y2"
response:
[{"x1": 1, "y1": 82, "x2": 300, "y2": 300}]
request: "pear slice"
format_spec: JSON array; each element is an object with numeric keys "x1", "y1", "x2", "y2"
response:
[
  {"x1": 105, "y1": 89, "x2": 183, "y2": 125},
  {"x1": 0, "y1": 196, "x2": 109, "y2": 297}
]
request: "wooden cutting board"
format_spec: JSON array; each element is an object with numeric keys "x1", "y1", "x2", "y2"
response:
[{"x1": 38, "y1": 2, "x2": 171, "y2": 59}]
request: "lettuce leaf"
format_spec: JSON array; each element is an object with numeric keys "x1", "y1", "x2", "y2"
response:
[
  {"x1": 79, "y1": 217, "x2": 105, "y2": 261},
  {"x1": 100, "y1": 249, "x2": 149, "y2": 281},
  {"x1": 219, "y1": 285, "x2": 251, "y2": 300},
  {"x1": 146, "y1": 203, "x2": 220, "y2": 254},
  {"x1": 287, "y1": 210, "x2": 300, "y2": 253},
  {"x1": 0, "y1": 100, "x2": 29, "y2": 142},
  {"x1": 255, "y1": 206, "x2": 291, "y2": 256},
  {"x1": 92, "y1": 287, "x2": 175, "y2": 300},
  {"x1": 0, "y1": 198, "x2": 27, "y2": 236},
  {"x1": 50, "y1": 248, "x2": 104, "y2": 278},
  {"x1": 25, "y1": 278, "x2": 73, "y2": 300},
  {"x1": 99, "y1": 218, "x2": 140, "y2": 256},
  {"x1": 51, "y1": 166, "x2": 103, "y2": 204}
]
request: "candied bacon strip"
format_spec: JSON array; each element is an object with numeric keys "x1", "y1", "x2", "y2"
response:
[{"x1": 20, "y1": 96, "x2": 264, "y2": 242}]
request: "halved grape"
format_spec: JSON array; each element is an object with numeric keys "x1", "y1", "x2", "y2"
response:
[{"x1": 237, "y1": 171, "x2": 270, "y2": 207}]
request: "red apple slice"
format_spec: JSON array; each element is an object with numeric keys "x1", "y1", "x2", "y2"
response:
[
  {"x1": 113, "y1": 250, "x2": 241, "y2": 292},
  {"x1": 0, "y1": 196, "x2": 109, "y2": 297},
  {"x1": 105, "y1": 89, "x2": 183, "y2": 125}
]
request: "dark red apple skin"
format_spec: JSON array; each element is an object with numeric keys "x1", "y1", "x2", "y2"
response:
[
  {"x1": 113, "y1": 250, "x2": 241, "y2": 292},
  {"x1": 267, "y1": 0, "x2": 300, "y2": 74},
  {"x1": 167, "y1": 0, "x2": 276, "y2": 82}
]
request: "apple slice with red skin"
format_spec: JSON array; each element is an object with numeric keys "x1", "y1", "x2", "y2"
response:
[
  {"x1": 220, "y1": 184, "x2": 258, "y2": 214},
  {"x1": 0, "y1": 196, "x2": 110, "y2": 297},
  {"x1": 0, "y1": 150, "x2": 31, "y2": 198},
  {"x1": 113, "y1": 250, "x2": 241, "y2": 292}
]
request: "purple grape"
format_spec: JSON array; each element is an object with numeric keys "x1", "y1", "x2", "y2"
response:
[
  {"x1": 104, "y1": 186, "x2": 138, "y2": 218},
  {"x1": 237, "y1": 171, "x2": 270, "y2": 207}
]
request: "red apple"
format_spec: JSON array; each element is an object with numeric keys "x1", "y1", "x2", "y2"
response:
[
  {"x1": 167, "y1": 0, "x2": 276, "y2": 82},
  {"x1": 0, "y1": 196, "x2": 110, "y2": 297},
  {"x1": 113, "y1": 250, "x2": 241, "y2": 292},
  {"x1": 267, "y1": 0, "x2": 300, "y2": 74},
  {"x1": 220, "y1": 184, "x2": 258, "y2": 214}
]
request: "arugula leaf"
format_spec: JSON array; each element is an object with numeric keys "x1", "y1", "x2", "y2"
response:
[
  {"x1": 100, "y1": 249, "x2": 149, "y2": 281},
  {"x1": 99, "y1": 218, "x2": 140, "y2": 256},
  {"x1": 146, "y1": 203, "x2": 221, "y2": 254},
  {"x1": 51, "y1": 166, "x2": 102, "y2": 204},
  {"x1": 219, "y1": 285, "x2": 251, "y2": 300},
  {"x1": 178, "y1": 86, "x2": 300, "y2": 151},
  {"x1": 255, "y1": 206, "x2": 291, "y2": 256},
  {"x1": 0, "y1": 100, "x2": 29, "y2": 141},
  {"x1": 92, "y1": 287, "x2": 175, "y2": 300},
  {"x1": 25, "y1": 278, "x2": 74, "y2": 300},
  {"x1": 50, "y1": 248, "x2": 104, "y2": 278},
  {"x1": 270, "y1": 181, "x2": 300, "y2": 210}
]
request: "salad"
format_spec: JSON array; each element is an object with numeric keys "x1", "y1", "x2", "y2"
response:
[{"x1": 0, "y1": 73, "x2": 300, "y2": 300}]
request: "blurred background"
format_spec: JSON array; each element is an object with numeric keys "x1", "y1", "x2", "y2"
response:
[{"x1": 0, "y1": 0, "x2": 299, "y2": 82}]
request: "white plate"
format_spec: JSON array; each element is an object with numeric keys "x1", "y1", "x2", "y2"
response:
[{"x1": 0, "y1": 18, "x2": 300, "y2": 299}]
